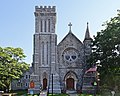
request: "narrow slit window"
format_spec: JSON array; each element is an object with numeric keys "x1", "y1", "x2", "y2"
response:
[
  {"x1": 48, "y1": 19, "x2": 50, "y2": 32},
  {"x1": 42, "y1": 42, "x2": 44, "y2": 65},
  {"x1": 41, "y1": 20, "x2": 43, "y2": 32},
  {"x1": 47, "y1": 42, "x2": 48, "y2": 64},
  {"x1": 44, "y1": 20, "x2": 46, "y2": 32}
]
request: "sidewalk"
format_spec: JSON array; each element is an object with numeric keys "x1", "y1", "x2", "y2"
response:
[
  {"x1": 66, "y1": 90, "x2": 78, "y2": 96},
  {"x1": 40, "y1": 90, "x2": 47, "y2": 96}
]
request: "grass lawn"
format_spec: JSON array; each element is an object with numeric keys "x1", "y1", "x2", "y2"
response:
[
  {"x1": 100, "y1": 91, "x2": 120, "y2": 96},
  {"x1": 48, "y1": 94, "x2": 101, "y2": 96},
  {"x1": 10, "y1": 90, "x2": 39, "y2": 96},
  {"x1": 48, "y1": 93, "x2": 69, "y2": 96},
  {"x1": 48, "y1": 93, "x2": 101, "y2": 96},
  {"x1": 78, "y1": 94, "x2": 97, "y2": 96},
  {"x1": 10, "y1": 90, "x2": 28, "y2": 95}
]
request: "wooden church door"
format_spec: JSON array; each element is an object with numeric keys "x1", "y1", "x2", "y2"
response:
[
  {"x1": 66, "y1": 78, "x2": 74, "y2": 90},
  {"x1": 43, "y1": 78, "x2": 47, "y2": 90}
]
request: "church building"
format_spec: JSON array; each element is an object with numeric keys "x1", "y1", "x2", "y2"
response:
[{"x1": 12, "y1": 6, "x2": 97, "y2": 94}]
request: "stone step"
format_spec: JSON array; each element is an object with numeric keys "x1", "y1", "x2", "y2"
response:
[{"x1": 66, "y1": 90, "x2": 77, "y2": 94}]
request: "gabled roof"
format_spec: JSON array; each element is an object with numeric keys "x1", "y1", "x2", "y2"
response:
[{"x1": 58, "y1": 31, "x2": 83, "y2": 46}]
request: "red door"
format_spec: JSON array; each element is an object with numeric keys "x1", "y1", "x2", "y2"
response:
[
  {"x1": 30, "y1": 81, "x2": 35, "y2": 88},
  {"x1": 43, "y1": 78, "x2": 47, "y2": 90},
  {"x1": 66, "y1": 78, "x2": 74, "y2": 90}
]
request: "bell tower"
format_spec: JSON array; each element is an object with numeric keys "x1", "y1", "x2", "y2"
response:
[
  {"x1": 34, "y1": 6, "x2": 56, "y2": 34},
  {"x1": 33, "y1": 6, "x2": 57, "y2": 74},
  {"x1": 31, "y1": 6, "x2": 60, "y2": 94}
]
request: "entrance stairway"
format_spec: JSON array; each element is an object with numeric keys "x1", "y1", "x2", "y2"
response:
[
  {"x1": 66, "y1": 90, "x2": 78, "y2": 96},
  {"x1": 66, "y1": 90, "x2": 77, "y2": 94},
  {"x1": 40, "y1": 90, "x2": 47, "y2": 96}
]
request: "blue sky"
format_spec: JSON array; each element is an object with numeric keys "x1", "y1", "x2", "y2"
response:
[{"x1": 0, "y1": 0, "x2": 120, "y2": 64}]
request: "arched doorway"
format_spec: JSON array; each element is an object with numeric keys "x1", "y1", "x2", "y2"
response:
[
  {"x1": 66, "y1": 78, "x2": 74, "y2": 90},
  {"x1": 64, "y1": 71, "x2": 78, "y2": 91},
  {"x1": 43, "y1": 78, "x2": 47, "y2": 90}
]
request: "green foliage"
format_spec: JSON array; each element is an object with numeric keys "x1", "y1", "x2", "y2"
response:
[
  {"x1": 78, "y1": 94, "x2": 100, "y2": 96},
  {"x1": 0, "y1": 47, "x2": 29, "y2": 91},
  {"x1": 88, "y1": 11, "x2": 120, "y2": 90},
  {"x1": 11, "y1": 90, "x2": 27, "y2": 95}
]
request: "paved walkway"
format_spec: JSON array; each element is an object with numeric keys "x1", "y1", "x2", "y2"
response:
[
  {"x1": 39, "y1": 90, "x2": 79, "y2": 96},
  {"x1": 40, "y1": 90, "x2": 47, "y2": 96},
  {"x1": 66, "y1": 90, "x2": 78, "y2": 96}
]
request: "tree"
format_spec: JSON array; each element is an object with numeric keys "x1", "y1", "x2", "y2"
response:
[
  {"x1": 0, "y1": 47, "x2": 29, "y2": 92},
  {"x1": 88, "y1": 11, "x2": 120, "y2": 90}
]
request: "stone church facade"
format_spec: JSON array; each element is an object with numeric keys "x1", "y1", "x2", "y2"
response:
[{"x1": 12, "y1": 6, "x2": 97, "y2": 94}]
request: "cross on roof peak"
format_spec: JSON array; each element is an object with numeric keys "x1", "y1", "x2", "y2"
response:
[{"x1": 68, "y1": 22, "x2": 72, "y2": 32}]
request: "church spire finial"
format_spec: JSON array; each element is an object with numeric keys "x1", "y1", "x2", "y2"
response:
[
  {"x1": 87, "y1": 22, "x2": 89, "y2": 26},
  {"x1": 68, "y1": 22, "x2": 72, "y2": 32},
  {"x1": 84, "y1": 22, "x2": 91, "y2": 40}
]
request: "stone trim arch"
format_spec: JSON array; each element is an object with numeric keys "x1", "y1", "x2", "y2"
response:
[
  {"x1": 42, "y1": 72, "x2": 48, "y2": 90},
  {"x1": 64, "y1": 71, "x2": 78, "y2": 90},
  {"x1": 62, "y1": 47, "x2": 79, "y2": 56}
]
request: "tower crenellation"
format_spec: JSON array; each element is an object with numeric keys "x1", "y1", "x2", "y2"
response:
[
  {"x1": 35, "y1": 6, "x2": 56, "y2": 13},
  {"x1": 34, "y1": 6, "x2": 56, "y2": 33}
]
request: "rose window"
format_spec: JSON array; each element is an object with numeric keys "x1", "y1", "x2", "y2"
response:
[{"x1": 63, "y1": 48, "x2": 78, "y2": 63}]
